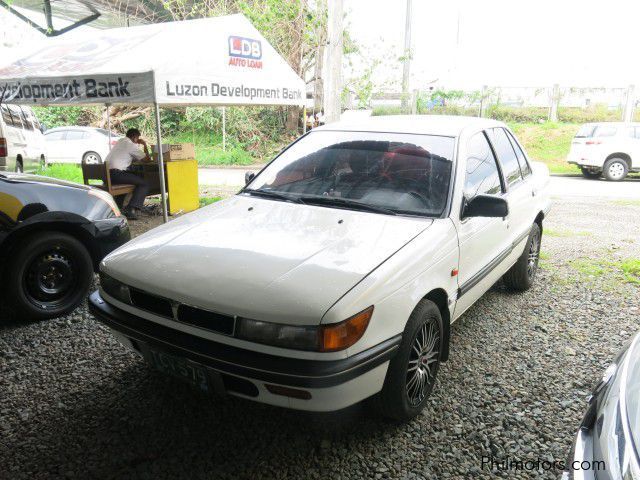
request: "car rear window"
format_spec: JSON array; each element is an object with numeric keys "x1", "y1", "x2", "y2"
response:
[{"x1": 575, "y1": 125, "x2": 596, "y2": 138}]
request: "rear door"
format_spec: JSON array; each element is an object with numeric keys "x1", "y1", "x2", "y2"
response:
[
  {"x1": 454, "y1": 130, "x2": 510, "y2": 318},
  {"x1": 44, "y1": 130, "x2": 67, "y2": 163},
  {"x1": 568, "y1": 124, "x2": 596, "y2": 163}
]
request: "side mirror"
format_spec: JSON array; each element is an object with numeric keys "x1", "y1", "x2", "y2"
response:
[
  {"x1": 462, "y1": 194, "x2": 508, "y2": 219},
  {"x1": 245, "y1": 171, "x2": 255, "y2": 184}
]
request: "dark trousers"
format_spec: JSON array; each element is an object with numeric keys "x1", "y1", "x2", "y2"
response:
[{"x1": 109, "y1": 169, "x2": 149, "y2": 209}]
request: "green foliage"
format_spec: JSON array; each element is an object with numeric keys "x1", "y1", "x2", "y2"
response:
[
  {"x1": 199, "y1": 196, "x2": 223, "y2": 208},
  {"x1": 35, "y1": 164, "x2": 83, "y2": 183},
  {"x1": 33, "y1": 106, "x2": 100, "y2": 130},
  {"x1": 620, "y1": 259, "x2": 640, "y2": 285}
]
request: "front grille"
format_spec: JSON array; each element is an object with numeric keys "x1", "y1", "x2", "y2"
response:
[
  {"x1": 129, "y1": 288, "x2": 173, "y2": 318},
  {"x1": 177, "y1": 305, "x2": 235, "y2": 336}
]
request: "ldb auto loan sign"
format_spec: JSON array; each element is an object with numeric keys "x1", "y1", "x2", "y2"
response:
[{"x1": 0, "y1": 73, "x2": 154, "y2": 105}]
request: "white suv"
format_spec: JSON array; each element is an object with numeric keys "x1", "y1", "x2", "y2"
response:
[
  {"x1": 0, "y1": 104, "x2": 46, "y2": 173},
  {"x1": 567, "y1": 122, "x2": 640, "y2": 181}
]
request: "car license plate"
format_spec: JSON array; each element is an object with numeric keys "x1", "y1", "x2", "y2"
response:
[{"x1": 148, "y1": 349, "x2": 210, "y2": 392}]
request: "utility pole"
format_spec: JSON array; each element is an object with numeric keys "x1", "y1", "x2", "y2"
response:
[
  {"x1": 401, "y1": 0, "x2": 412, "y2": 111},
  {"x1": 324, "y1": 0, "x2": 343, "y2": 123}
]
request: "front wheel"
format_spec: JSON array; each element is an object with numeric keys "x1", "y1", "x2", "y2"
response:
[
  {"x1": 6, "y1": 232, "x2": 94, "y2": 320},
  {"x1": 603, "y1": 158, "x2": 628, "y2": 181},
  {"x1": 82, "y1": 151, "x2": 102, "y2": 164},
  {"x1": 502, "y1": 223, "x2": 541, "y2": 292},
  {"x1": 580, "y1": 167, "x2": 600, "y2": 179},
  {"x1": 372, "y1": 299, "x2": 442, "y2": 421}
]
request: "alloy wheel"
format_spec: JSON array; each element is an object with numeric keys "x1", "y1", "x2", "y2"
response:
[
  {"x1": 84, "y1": 153, "x2": 101, "y2": 164},
  {"x1": 406, "y1": 317, "x2": 440, "y2": 407}
]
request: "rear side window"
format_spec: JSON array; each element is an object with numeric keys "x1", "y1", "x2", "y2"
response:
[
  {"x1": 488, "y1": 128, "x2": 523, "y2": 186},
  {"x1": 506, "y1": 130, "x2": 532, "y2": 177},
  {"x1": 464, "y1": 132, "x2": 503, "y2": 198},
  {"x1": 575, "y1": 125, "x2": 596, "y2": 138},
  {"x1": 19, "y1": 107, "x2": 33, "y2": 131},
  {"x1": 8, "y1": 106, "x2": 24, "y2": 128},
  {"x1": 594, "y1": 125, "x2": 617, "y2": 137},
  {"x1": 1, "y1": 105, "x2": 12, "y2": 126}
]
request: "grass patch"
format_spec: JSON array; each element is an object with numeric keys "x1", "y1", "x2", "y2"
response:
[
  {"x1": 507, "y1": 122, "x2": 581, "y2": 175},
  {"x1": 612, "y1": 199, "x2": 640, "y2": 207},
  {"x1": 570, "y1": 259, "x2": 607, "y2": 278},
  {"x1": 620, "y1": 259, "x2": 640, "y2": 285},
  {"x1": 164, "y1": 132, "x2": 262, "y2": 166},
  {"x1": 545, "y1": 228, "x2": 592, "y2": 238},
  {"x1": 199, "y1": 196, "x2": 223, "y2": 208},
  {"x1": 35, "y1": 164, "x2": 83, "y2": 183}
]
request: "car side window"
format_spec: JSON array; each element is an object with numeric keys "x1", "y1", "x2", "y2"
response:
[
  {"x1": 65, "y1": 130, "x2": 85, "y2": 141},
  {"x1": 464, "y1": 131, "x2": 503, "y2": 199},
  {"x1": 45, "y1": 131, "x2": 65, "y2": 141},
  {"x1": 8, "y1": 106, "x2": 24, "y2": 129},
  {"x1": 488, "y1": 128, "x2": 523, "y2": 186},
  {"x1": 1, "y1": 105, "x2": 12, "y2": 126},
  {"x1": 505, "y1": 130, "x2": 532, "y2": 177},
  {"x1": 594, "y1": 125, "x2": 617, "y2": 137},
  {"x1": 19, "y1": 107, "x2": 33, "y2": 131}
]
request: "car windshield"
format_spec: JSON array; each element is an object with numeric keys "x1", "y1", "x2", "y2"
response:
[
  {"x1": 244, "y1": 131, "x2": 455, "y2": 217},
  {"x1": 625, "y1": 335, "x2": 640, "y2": 456}
]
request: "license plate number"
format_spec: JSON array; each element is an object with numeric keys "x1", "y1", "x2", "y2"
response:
[{"x1": 148, "y1": 350, "x2": 209, "y2": 392}]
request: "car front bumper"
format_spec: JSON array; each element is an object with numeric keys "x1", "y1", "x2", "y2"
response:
[{"x1": 88, "y1": 291, "x2": 399, "y2": 411}]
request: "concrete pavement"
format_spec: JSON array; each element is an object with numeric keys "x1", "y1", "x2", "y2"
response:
[{"x1": 199, "y1": 167, "x2": 640, "y2": 200}]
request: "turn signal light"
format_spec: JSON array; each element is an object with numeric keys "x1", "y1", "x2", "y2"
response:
[{"x1": 319, "y1": 306, "x2": 373, "y2": 352}]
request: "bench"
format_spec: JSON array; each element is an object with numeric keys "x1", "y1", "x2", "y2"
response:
[{"x1": 81, "y1": 161, "x2": 135, "y2": 207}]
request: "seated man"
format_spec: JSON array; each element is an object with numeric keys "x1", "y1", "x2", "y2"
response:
[{"x1": 105, "y1": 128, "x2": 151, "y2": 220}]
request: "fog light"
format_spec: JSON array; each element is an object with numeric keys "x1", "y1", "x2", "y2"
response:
[{"x1": 265, "y1": 384, "x2": 312, "y2": 400}]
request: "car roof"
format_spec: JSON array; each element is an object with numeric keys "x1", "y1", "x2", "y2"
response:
[
  {"x1": 313, "y1": 115, "x2": 506, "y2": 137},
  {"x1": 45, "y1": 126, "x2": 104, "y2": 133}
]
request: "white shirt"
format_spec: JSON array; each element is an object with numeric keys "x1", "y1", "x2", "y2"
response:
[{"x1": 106, "y1": 137, "x2": 146, "y2": 171}]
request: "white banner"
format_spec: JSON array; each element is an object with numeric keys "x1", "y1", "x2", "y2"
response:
[{"x1": 0, "y1": 72, "x2": 154, "y2": 105}]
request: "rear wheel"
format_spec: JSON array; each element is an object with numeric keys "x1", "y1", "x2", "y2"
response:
[
  {"x1": 580, "y1": 167, "x2": 600, "y2": 179},
  {"x1": 82, "y1": 151, "x2": 102, "y2": 164},
  {"x1": 503, "y1": 223, "x2": 541, "y2": 292},
  {"x1": 6, "y1": 232, "x2": 94, "y2": 320},
  {"x1": 372, "y1": 299, "x2": 442, "y2": 421},
  {"x1": 603, "y1": 158, "x2": 628, "y2": 181}
]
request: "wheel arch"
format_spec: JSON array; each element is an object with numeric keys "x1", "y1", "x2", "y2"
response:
[
  {"x1": 0, "y1": 219, "x2": 100, "y2": 279},
  {"x1": 422, "y1": 288, "x2": 451, "y2": 362},
  {"x1": 605, "y1": 153, "x2": 631, "y2": 168}
]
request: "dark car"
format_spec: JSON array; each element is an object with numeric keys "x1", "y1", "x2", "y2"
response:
[
  {"x1": 563, "y1": 332, "x2": 640, "y2": 479},
  {"x1": 0, "y1": 172, "x2": 130, "y2": 320}
]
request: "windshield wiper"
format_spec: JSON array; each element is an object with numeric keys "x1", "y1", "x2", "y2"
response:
[
  {"x1": 244, "y1": 189, "x2": 303, "y2": 203},
  {"x1": 299, "y1": 195, "x2": 397, "y2": 216}
]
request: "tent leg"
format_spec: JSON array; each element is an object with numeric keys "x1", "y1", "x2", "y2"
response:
[
  {"x1": 222, "y1": 106, "x2": 226, "y2": 152},
  {"x1": 106, "y1": 104, "x2": 112, "y2": 151},
  {"x1": 154, "y1": 103, "x2": 169, "y2": 223}
]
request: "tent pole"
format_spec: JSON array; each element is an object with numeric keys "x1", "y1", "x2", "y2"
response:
[
  {"x1": 154, "y1": 102, "x2": 169, "y2": 223},
  {"x1": 106, "y1": 104, "x2": 112, "y2": 151},
  {"x1": 222, "y1": 106, "x2": 226, "y2": 152},
  {"x1": 303, "y1": 106, "x2": 307, "y2": 134}
]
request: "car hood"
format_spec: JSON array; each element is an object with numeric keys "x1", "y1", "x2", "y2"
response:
[
  {"x1": 1, "y1": 172, "x2": 90, "y2": 190},
  {"x1": 102, "y1": 195, "x2": 433, "y2": 325}
]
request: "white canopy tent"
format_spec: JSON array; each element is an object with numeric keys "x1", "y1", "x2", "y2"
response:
[{"x1": 0, "y1": 14, "x2": 305, "y2": 221}]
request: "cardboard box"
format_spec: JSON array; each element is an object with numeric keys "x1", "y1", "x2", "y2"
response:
[{"x1": 151, "y1": 143, "x2": 195, "y2": 161}]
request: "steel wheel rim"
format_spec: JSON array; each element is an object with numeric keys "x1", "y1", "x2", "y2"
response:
[
  {"x1": 24, "y1": 247, "x2": 77, "y2": 309},
  {"x1": 406, "y1": 317, "x2": 440, "y2": 407},
  {"x1": 85, "y1": 153, "x2": 100, "y2": 164},
  {"x1": 527, "y1": 230, "x2": 540, "y2": 278},
  {"x1": 609, "y1": 162, "x2": 625, "y2": 179}
]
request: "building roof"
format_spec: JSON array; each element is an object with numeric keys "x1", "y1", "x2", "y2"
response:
[{"x1": 315, "y1": 115, "x2": 505, "y2": 137}]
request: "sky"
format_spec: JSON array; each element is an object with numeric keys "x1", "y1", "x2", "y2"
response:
[
  {"x1": 2, "y1": 0, "x2": 639, "y2": 91},
  {"x1": 343, "y1": 0, "x2": 640, "y2": 90}
]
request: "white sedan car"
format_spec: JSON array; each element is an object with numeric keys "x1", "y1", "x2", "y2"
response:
[
  {"x1": 89, "y1": 116, "x2": 551, "y2": 420},
  {"x1": 44, "y1": 126, "x2": 121, "y2": 164}
]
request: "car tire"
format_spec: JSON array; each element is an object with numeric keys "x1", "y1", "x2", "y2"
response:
[
  {"x1": 580, "y1": 167, "x2": 600, "y2": 179},
  {"x1": 502, "y1": 223, "x2": 541, "y2": 292},
  {"x1": 6, "y1": 231, "x2": 94, "y2": 320},
  {"x1": 602, "y1": 158, "x2": 628, "y2": 181},
  {"x1": 82, "y1": 151, "x2": 102, "y2": 164},
  {"x1": 372, "y1": 299, "x2": 442, "y2": 421}
]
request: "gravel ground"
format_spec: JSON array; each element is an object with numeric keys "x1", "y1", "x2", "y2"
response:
[{"x1": 1, "y1": 195, "x2": 639, "y2": 480}]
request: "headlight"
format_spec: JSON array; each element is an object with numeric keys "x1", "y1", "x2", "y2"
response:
[
  {"x1": 99, "y1": 271, "x2": 131, "y2": 304},
  {"x1": 88, "y1": 188, "x2": 121, "y2": 217},
  {"x1": 236, "y1": 306, "x2": 373, "y2": 352}
]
